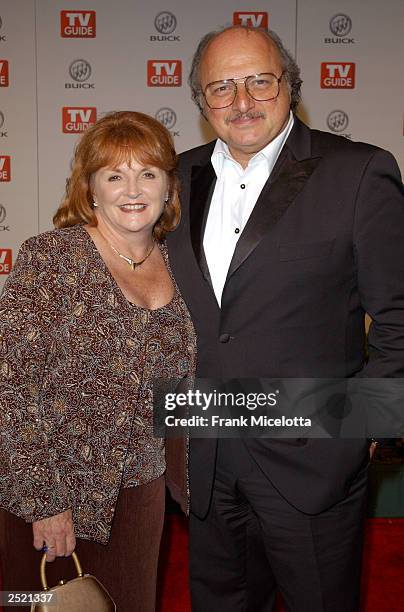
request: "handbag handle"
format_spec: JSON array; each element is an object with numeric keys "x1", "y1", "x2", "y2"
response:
[{"x1": 40, "y1": 551, "x2": 84, "y2": 590}]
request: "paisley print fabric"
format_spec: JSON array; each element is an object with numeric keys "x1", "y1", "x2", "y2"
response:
[{"x1": 0, "y1": 225, "x2": 196, "y2": 544}]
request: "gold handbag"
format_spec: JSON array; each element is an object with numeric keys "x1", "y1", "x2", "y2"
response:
[{"x1": 30, "y1": 551, "x2": 116, "y2": 612}]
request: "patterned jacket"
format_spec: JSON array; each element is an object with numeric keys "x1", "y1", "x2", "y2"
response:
[{"x1": 0, "y1": 226, "x2": 196, "y2": 544}]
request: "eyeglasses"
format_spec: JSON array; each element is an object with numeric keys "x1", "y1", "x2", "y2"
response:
[{"x1": 203, "y1": 71, "x2": 285, "y2": 109}]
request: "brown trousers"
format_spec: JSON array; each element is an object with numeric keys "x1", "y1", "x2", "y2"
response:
[{"x1": 0, "y1": 476, "x2": 165, "y2": 612}]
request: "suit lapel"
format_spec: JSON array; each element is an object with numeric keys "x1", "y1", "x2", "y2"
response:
[
  {"x1": 226, "y1": 153, "x2": 321, "y2": 280},
  {"x1": 189, "y1": 161, "x2": 216, "y2": 286},
  {"x1": 224, "y1": 118, "x2": 321, "y2": 281},
  {"x1": 185, "y1": 118, "x2": 322, "y2": 295}
]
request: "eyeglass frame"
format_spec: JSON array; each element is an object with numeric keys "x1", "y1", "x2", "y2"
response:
[{"x1": 202, "y1": 71, "x2": 286, "y2": 110}]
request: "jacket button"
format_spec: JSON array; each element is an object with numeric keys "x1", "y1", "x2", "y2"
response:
[{"x1": 219, "y1": 333, "x2": 231, "y2": 343}]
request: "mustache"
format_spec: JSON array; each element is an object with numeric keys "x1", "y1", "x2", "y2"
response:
[{"x1": 225, "y1": 111, "x2": 265, "y2": 124}]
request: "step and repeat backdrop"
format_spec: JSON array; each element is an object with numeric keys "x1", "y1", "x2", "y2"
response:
[{"x1": 0, "y1": 0, "x2": 403, "y2": 287}]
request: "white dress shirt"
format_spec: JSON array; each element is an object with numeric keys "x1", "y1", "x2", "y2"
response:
[{"x1": 203, "y1": 111, "x2": 294, "y2": 305}]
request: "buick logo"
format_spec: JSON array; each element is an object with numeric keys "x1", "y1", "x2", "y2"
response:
[
  {"x1": 327, "y1": 110, "x2": 349, "y2": 133},
  {"x1": 0, "y1": 111, "x2": 4, "y2": 129},
  {"x1": 154, "y1": 12, "x2": 177, "y2": 34},
  {"x1": 329, "y1": 14, "x2": 352, "y2": 37},
  {"x1": 0, "y1": 205, "x2": 6, "y2": 224},
  {"x1": 155, "y1": 107, "x2": 177, "y2": 130},
  {"x1": 69, "y1": 59, "x2": 92, "y2": 82}
]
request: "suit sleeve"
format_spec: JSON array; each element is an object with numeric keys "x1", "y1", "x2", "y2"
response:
[
  {"x1": 353, "y1": 149, "x2": 404, "y2": 376},
  {"x1": 0, "y1": 237, "x2": 71, "y2": 522},
  {"x1": 352, "y1": 150, "x2": 404, "y2": 437}
]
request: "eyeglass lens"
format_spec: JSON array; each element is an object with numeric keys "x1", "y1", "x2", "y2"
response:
[{"x1": 205, "y1": 73, "x2": 281, "y2": 109}]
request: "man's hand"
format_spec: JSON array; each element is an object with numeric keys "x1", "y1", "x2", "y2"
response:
[
  {"x1": 33, "y1": 509, "x2": 76, "y2": 562},
  {"x1": 369, "y1": 441, "x2": 378, "y2": 460}
]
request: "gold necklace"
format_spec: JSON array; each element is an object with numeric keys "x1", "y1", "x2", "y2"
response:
[
  {"x1": 96, "y1": 227, "x2": 155, "y2": 271},
  {"x1": 109, "y1": 240, "x2": 155, "y2": 271}
]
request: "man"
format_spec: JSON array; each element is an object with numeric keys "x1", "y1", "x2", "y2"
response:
[{"x1": 166, "y1": 25, "x2": 404, "y2": 611}]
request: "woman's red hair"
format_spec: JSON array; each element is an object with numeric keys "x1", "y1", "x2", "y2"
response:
[{"x1": 53, "y1": 111, "x2": 180, "y2": 241}]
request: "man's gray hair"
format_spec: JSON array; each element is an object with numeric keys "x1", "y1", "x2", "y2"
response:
[{"x1": 188, "y1": 25, "x2": 302, "y2": 113}]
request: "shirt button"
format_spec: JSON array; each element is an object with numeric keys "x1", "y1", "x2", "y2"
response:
[
  {"x1": 219, "y1": 333, "x2": 231, "y2": 343},
  {"x1": 240, "y1": 184, "x2": 246, "y2": 189},
  {"x1": 235, "y1": 228, "x2": 240, "y2": 234}
]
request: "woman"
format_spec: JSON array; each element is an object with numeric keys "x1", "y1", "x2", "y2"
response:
[{"x1": 0, "y1": 111, "x2": 196, "y2": 611}]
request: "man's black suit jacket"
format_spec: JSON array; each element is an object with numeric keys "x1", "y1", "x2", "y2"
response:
[{"x1": 166, "y1": 117, "x2": 404, "y2": 519}]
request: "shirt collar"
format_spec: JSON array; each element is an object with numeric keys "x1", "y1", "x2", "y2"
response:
[{"x1": 211, "y1": 111, "x2": 294, "y2": 178}]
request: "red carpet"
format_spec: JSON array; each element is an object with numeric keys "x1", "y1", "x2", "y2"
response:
[
  {"x1": 158, "y1": 517, "x2": 404, "y2": 612},
  {"x1": 157, "y1": 515, "x2": 191, "y2": 612},
  {"x1": 0, "y1": 517, "x2": 402, "y2": 611}
]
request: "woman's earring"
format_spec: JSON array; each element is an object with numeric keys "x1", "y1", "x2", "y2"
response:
[{"x1": 93, "y1": 201, "x2": 98, "y2": 208}]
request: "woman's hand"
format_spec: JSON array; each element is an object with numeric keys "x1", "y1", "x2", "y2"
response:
[{"x1": 32, "y1": 509, "x2": 76, "y2": 562}]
